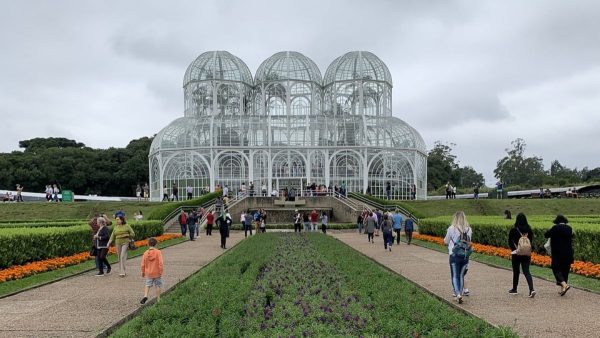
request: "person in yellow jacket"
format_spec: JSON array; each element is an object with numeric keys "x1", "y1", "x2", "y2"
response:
[{"x1": 107, "y1": 216, "x2": 135, "y2": 277}]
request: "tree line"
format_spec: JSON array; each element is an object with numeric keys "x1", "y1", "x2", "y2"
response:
[
  {"x1": 1, "y1": 136, "x2": 597, "y2": 197},
  {"x1": 428, "y1": 138, "x2": 600, "y2": 192},
  {"x1": 0, "y1": 137, "x2": 151, "y2": 196}
]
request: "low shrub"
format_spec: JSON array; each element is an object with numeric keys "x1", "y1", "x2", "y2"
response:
[
  {"x1": 419, "y1": 216, "x2": 600, "y2": 264},
  {"x1": 147, "y1": 192, "x2": 222, "y2": 220},
  {"x1": 0, "y1": 221, "x2": 87, "y2": 229},
  {"x1": 0, "y1": 221, "x2": 163, "y2": 268}
]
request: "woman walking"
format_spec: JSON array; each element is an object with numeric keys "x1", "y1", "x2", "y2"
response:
[
  {"x1": 320, "y1": 212, "x2": 328, "y2": 234},
  {"x1": 107, "y1": 216, "x2": 135, "y2": 277},
  {"x1": 382, "y1": 215, "x2": 393, "y2": 251},
  {"x1": 544, "y1": 215, "x2": 574, "y2": 296},
  {"x1": 366, "y1": 212, "x2": 375, "y2": 243},
  {"x1": 444, "y1": 211, "x2": 472, "y2": 304},
  {"x1": 508, "y1": 213, "x2": 536, "y2": 298},
  {"x1": 94, "y1": 217, "x2": 111, "y2": 276},
  {"x1": 218, "y1": 212, "x2": 232, "y2": 249}
]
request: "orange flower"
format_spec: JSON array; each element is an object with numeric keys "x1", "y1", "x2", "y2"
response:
[
  {"x1": 413, "y1": 233, "x2": 600, "y2": 279},
  {"x1": 0, "y1": 234, "x2": 182, "y2": 283}
]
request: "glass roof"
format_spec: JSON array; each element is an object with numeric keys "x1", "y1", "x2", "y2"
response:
[
  {"x1": 323, "y1": 51, "x2": 392, "y2": 86},
  {"x1": 255, "y1": 51, "x2": 322, "y2": 84},
  {"x1": 183, "y1": 51, "x2": 253, "y2": 87}
]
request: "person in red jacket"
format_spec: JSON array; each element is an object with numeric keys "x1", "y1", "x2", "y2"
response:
[
  {"x1": 178, "y1": 210, "x2": 187, "y2": 236},
  {"x1": 206, "y1": 211, "x2": 215, "y2": 236},
  {"x1": 140, "y1": 237, "x2": 164, "y2": 304},
  {"x1": 310, "y1": 209, "x2": 319, "y2": 232}
]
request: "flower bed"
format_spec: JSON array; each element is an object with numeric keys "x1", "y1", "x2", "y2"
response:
[
  {"x1": 0, "y1": 221, "x2": 164, "y2": 268},
  {"x1": 0, "y1": 234, "x2": 181, "y2": 283},
  {"x1": 418, "y1": 216, "x2": 600, "y2": 264},
  {"x1": 112, "y1": 233, "x2": 515, "y2": 337},
  {"x1": 413, "y1": 233, "x2": 600, "y2": 279}
]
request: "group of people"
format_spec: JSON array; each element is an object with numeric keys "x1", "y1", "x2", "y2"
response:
[
  {"x1": 44, "y1": 184, "x2": 61, "y2": 202},
  {"x1": 89, "y1": 212, "x2": 164, "y2": 304},
  {"x1": 443, "y1": 211, "x2": 574, "y2": 304},
  {"x1": 135, "y1": 183, "x2": 150, "y2": 201},
  {"x1": 358, "y1": 209, "x2": 415, "y2": 250},
  {"x1": 178, "y1": 207, "x2": 233, "y2": 249},
  {"x1": 445, "y1": 182, "x2": 457, "y2": 199}
]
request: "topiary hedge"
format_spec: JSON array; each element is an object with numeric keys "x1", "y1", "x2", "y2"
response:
[
  {"x1": 147, "y1": 192, "x2": 222, "y2": 220},
  {"x1": 0, "y1": 221, "x2": 163, "y2": 268},
  {"x1": 418, "y1": 218, "x2": 600, "y2": 264}
]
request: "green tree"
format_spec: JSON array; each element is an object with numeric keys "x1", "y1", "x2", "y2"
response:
[
  {"x1": 494, "y1": 138, "x2": 545, "y2": 186},
  {"x1": 427, "y1": 141, "x2": 459, "y2": 190}
]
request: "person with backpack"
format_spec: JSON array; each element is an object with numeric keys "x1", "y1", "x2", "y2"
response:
[
  {"x1": 544, "y1": 215, "x2": 574, "y2": 296},
  {"x1": 508, "y1": 213, "x2": 536, "y2": 298},
  {"x1": 382, "y1": 215, "x2": 393, "y2": 251},
  {"x1": 443, "y1": 211, "x2": 473, "y2": 304}
]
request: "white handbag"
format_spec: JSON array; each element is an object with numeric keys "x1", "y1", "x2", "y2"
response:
[{"x1": 544, "y1": 238, "x2": 552, "y2": 256}]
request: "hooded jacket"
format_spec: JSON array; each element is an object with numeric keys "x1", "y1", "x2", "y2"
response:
[{"x1": 141, "y1": 247, "x2": 163, "y2": 279}]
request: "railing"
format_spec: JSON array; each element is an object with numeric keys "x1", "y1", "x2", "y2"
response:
[
  {"x1": 331, "y1": 191, "x2": 362, "y2": 212},
  {"x1": 348, "y1": 193, "x2": 419, "y2": 223},
  {"x1": 162, "y1": 199, "x2": 217, "y2": 228}
]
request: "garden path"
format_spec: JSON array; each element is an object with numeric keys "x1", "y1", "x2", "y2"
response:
[
  {"x1": 333, "y1": 232, "x2": 600, "y2": 338},
  {"x1": 0, "y1": 232, "x2": 244, "y2": 338}
]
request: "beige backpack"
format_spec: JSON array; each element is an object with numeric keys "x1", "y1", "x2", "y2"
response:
[{"x1": 515, "y1": 229, "x2": 532, "y2": 256}]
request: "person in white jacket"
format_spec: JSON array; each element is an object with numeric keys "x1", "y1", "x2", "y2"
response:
[{"x1": 444, "y1": 211, "x2": 472, "y2": 304}]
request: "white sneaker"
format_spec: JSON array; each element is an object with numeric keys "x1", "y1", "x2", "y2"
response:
[{"x1": 464, "y1": 289, "x2": 470, "y2": 296}]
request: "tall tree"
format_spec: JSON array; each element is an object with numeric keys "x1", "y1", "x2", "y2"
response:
[{"x1": 494, "y1": 138, "x2": 545, "y2": 186}]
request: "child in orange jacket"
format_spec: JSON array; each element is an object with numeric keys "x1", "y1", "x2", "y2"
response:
[{"x1": 140, "y1": 237, "x2": 164, "y2": 304}]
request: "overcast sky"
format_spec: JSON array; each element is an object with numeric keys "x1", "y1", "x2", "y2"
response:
[{"x1": 1, "y1": 0, "x2": 599, "y2": 186}]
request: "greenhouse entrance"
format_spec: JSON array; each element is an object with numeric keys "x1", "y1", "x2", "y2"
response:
[{"x1": 273, "y1": 178, "x2": 305, "y2": 192}]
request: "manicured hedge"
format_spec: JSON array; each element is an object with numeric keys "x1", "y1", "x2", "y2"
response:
[
  {"x1": 0, "y1": 221, "x2": 87, "y2": 229},
  {"x1": 419, "y1": 216, "x2": 600, "y2": 264},
  {"x1": 147, "y1": 192, "x2": 222, "y2": 220},
  {"x1": 111, "y1": 233, "x2": 514, "y2": 337},
  {"x1": 0, "y1": 221, "x2": 163, "y2": 268}
]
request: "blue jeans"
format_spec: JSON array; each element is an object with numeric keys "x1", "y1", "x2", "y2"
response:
[
  {"x1": 188, "y1": 224, "x2": 196, "y2": 240},
  {"x1": 383, "y1": 231, "x2": 392, "y2": 249},
  {"x1": 358, "y1": 222, "x2": 364, "y2": 233},
  {"x1": 180, "y1": 223, "x2": 187, "y2": 236},
  {"x1": 449, "y1": 254, "x2": 469, "y2": 296}
]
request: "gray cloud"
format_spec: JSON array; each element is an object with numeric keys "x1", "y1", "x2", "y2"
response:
[{"x1": 1, "y1": 0, "x2": 599, "y2": 185}]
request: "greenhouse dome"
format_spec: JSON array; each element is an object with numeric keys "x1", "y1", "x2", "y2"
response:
[{"x1": 150, "y1": 51, "x2": 427, "y2": 200}]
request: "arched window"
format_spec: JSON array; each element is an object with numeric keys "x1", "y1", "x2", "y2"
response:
[
  {"x1": 330, "y1": 151, "x2": 363, "y2": 192},
  {"x1": 368, "y1": 153, "x2": 413, "y2": 200},
  {"x1": 162, "y1": 152, "x2": 210, "y2": 199}
]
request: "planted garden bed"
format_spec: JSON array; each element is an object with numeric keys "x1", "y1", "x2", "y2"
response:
[
  {"x1": 419, "y1": 216, "x2": 600, "y2": 263},
  {"x1": 112, "y1": 233, "x2": 514, "y2": 337}
]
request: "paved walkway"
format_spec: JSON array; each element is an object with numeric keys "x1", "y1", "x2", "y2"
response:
[
  {"x1": 0, "y1": 232, "x2": 244, "y2": 338},
  {"x1": 332, "y1": 232, "x2": 600, "y2": 338}
]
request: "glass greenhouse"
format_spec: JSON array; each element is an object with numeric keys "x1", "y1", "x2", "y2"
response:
[{"x1": 149, "y1": 51, "x2": 427, "y2": 200}]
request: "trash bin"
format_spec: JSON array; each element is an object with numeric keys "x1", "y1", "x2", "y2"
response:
[{"x1": 61, "y1": 190, "x2": 74, "y2": 202}]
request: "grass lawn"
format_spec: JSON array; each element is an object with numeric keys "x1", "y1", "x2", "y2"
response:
[
  {"x1": 0, "y1": 201, "x2": 161, "y2": 222},
  {"x1": 407, "y1": 238, "x2": 600, "y2": 293},
  {"x1": 380, "y1": 197, "x2": 600, "y2": 219},
  {"x1": 0, "y1": 236, "x2": 187, "y2": 298},
  {"x1": 111, "y1": 233, "x2": 515, "y2": 337}
]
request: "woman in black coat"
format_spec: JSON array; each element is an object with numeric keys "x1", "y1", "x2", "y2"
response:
[
  {"x1": 218, "y1": 212, "x2": 232, "y2": 249},
  {"x1": 508, "y1": 213, "x2": 535, "y2": 297},
  {"x1": 544, "y1": 215, "x2": 574, "y2": 296}
]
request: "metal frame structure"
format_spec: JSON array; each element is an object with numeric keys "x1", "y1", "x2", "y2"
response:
[{"x1": 150, "y1": 51, "x2": 427, "y2": 200}]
